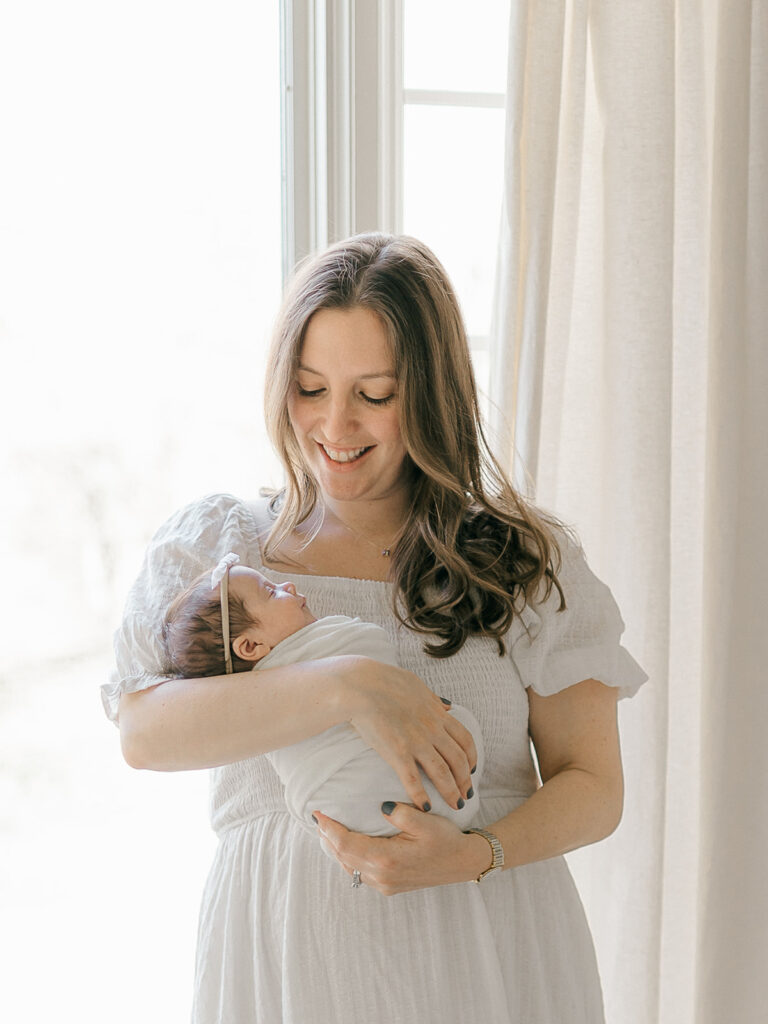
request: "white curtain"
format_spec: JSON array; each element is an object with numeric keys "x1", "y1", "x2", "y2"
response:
[{"x1": 491, "y1": 3, "x2": 768, "y2": 1022}]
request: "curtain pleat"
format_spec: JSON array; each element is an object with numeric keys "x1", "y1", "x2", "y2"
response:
[
  {"x1": 491, "y1": 2, "x2": 768, "y2": 1021},
  {"x1": 696, "y1": 4, "x2": 768, "y2": 1022}
]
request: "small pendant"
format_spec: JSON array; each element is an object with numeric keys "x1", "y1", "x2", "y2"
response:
[{"x1": 381, "y1": 548, "x2": 391, "y2": 557}]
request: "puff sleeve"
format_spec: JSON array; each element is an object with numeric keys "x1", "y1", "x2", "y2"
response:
[
  {"x1": 510, "y1": 532, "x2": 648, "y2": 700},
  {"x1": 100, "y1": 493, "x2": 261, "y2": 724}
]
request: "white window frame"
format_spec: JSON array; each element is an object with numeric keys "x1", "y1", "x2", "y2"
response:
[
  {"x1": 280, "y1": 0, "x2": 403, "y2": 280},
  {"x1": 280, "y1": 1, "x2": 507, "y2": 385}
]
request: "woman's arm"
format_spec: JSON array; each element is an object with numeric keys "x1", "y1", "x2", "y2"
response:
[
  {"x1": 315, "y1": 679, "x2": 623, "y2": 894},
  {"x1": 119, "y1": 654, "x2": 477, "y2": 812}
]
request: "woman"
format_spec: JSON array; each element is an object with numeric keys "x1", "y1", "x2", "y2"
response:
[{"x1": 106, "y1": 233, "x2": 647, "y2": 1023}]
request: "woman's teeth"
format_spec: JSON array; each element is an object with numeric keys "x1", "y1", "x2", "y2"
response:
[{"x1": 321, "y1": 444, "x2": 369, "y2": 463}]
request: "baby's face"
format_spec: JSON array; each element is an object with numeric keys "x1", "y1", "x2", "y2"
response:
[{"x1": 229, "y1": 567, "x2": 316, "y2": 649}]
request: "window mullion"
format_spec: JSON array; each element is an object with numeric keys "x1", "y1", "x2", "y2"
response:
[
  {"x1": 377, "y1": 0, "x2": 403, "y2": 234},
  {"x1": 326, "y1": 0, "x2": 354, "y2": 242},
  {"x1": 282, "y1": 0, "x2": 403, "y2": 277}
]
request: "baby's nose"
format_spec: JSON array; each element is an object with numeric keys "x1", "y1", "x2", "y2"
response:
[{"x1": 283, "y1": 581, "x2": 297, "y2": 595}]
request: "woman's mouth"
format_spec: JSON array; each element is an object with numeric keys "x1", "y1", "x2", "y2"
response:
[{"x1": 318, "y1": 443, "x2": 373, "y2": 464}]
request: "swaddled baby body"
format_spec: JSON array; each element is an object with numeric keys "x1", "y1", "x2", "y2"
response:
[
  {"x1": 162, "y1": 556, "x2": 484, "y2": 836},
  {"x1": 257, "y1": 614, "x2": 484, "y2": 835}
]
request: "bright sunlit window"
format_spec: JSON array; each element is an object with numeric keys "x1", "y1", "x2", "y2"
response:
[
  {"x1": 1, "y1": 3, "x2": 510, "y2": 1020},
  {"x1": 402, "y1": 0, "x2": 509, "y2": 400},
  {"x1": 0, "y1": 2, "x2": 281, "y2": 1019}
]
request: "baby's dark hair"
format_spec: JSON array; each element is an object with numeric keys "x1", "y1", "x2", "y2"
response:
[{"x1": 162, "y1": 571, "x2": 259, "y2": 678}]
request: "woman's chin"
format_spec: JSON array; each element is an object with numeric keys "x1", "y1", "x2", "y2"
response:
[{"x1": 308, "y1": 456, "x2": 406, "y2": 506}]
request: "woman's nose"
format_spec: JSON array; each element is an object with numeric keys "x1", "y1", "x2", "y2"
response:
[{"x1": 323, "y1": 396, "x2": 356, "y2": 442}]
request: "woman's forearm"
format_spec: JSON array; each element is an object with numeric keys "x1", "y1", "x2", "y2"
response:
[
  {"x1": 119, "y1": 655, "x2": 360, "y2": 772},
  {"x1": 118, "y1": 655, "x2": 476, "y2": 816},
  {"x1": 313, "y1": 762, "x2": 623, "y2": 896},
  {"x1": 465, "y1": 766, "x2": 624, "y2": 878}
]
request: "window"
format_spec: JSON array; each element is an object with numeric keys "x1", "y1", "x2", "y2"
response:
[
  {"x1": 282, "y1": 0, "x2": 509, "y2": 401},
  {"x1": 402, "y1": 0, "x2": 509, "y2": 401},
  {"x1": 3, "y1": 4, "x2": 509, "y2": 1018},
  {"x1": 1, "y1": 3, "x2": 282, "y2": 1019}
]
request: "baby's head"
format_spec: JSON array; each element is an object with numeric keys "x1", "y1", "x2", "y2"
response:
[{"x1": 163, "y1": 557, "x2": 316, "y2": 678}]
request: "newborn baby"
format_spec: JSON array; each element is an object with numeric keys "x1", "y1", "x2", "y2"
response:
[{"x1": 163, "y1": 554, "x2": 485, "y2": 837}]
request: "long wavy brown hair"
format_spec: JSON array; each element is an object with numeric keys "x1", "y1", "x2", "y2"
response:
[{"x1": 263, "y1": 233, "x2": 564, "y2": 657}]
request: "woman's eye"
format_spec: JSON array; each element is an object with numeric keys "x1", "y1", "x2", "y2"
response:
[
  {"x1": 296, "y1": 385, "x2": 324, "y2": 398},
  {"x1": 360, "y1": 393, "x2": 395, "y2": 406}
]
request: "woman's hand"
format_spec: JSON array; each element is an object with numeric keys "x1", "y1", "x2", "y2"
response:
[
  {"x1": 317, "y1": 679, "x2": 625, "y2": 895},
  {"x1": 340, "y1": 657, "x2": 477, "y2": 812},
  {"x1": 313, "y1": 803, "x2": 492, "y2": 895}
]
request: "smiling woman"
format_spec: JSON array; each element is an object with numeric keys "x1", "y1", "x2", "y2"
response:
[{"x1": 110, "y1": 232, "x2": 646, "y2": 1023}]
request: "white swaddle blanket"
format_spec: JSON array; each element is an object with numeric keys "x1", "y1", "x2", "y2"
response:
[{"x1": 258, "y1": 615, "x2": 485, "y2": 836}]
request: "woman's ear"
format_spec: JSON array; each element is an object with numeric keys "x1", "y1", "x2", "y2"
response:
[{"x1": 232, "y1": 633, "x2": 271, "y2": 663}]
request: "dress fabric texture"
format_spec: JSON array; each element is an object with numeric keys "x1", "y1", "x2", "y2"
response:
[
  {"x1": 103, "y1": 493, "x2": 648, "y2": 1024},
  {"x1": 259, "y1": 615, "x2": 485, "y2": 836}
]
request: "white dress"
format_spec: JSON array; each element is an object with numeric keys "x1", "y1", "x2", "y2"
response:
[{"x1": 102, "y1": 493, "x2": 647, "y2": 1024}]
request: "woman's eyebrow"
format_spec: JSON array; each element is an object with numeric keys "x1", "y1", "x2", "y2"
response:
[{"x1": 297, "y1": 363, "x2": 396, "y2": 380}]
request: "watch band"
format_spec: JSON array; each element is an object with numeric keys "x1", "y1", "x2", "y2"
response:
[{"x1": 464, "y1": 827, "x2": 504, "y2": 882}]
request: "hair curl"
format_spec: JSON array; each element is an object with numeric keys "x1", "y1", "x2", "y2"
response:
[{"x1": 263, "y1": 233, "x2": 564, "y2": 657}]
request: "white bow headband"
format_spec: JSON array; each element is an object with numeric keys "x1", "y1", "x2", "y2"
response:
[{"x1": 211, "y1": 553, "x2": 240, "y2": 674}]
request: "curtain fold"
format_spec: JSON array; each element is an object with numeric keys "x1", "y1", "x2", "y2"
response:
[
  {"x1": 491, "y1": 3, "x2": 768, "y2": 1022},
  {"x1": 697, "y1": 4, "x2": 768, "y2": 1021}
]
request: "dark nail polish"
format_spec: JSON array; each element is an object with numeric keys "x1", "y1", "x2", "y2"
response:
[
  {"x1": 471, "y1": 765, "x2": 477, "y2": 775},
  {"x1": 467, "y1": 787, "x2": 474, "y2": 800},
  {"x1": 311, "y1": 814, "x2": 318, "y2": 824},
  {"x1": 457, "y1": 797, "x2": 465, "y2": 809},
  {"x1": 381, "y1": 801, "x2": 396, "y2": 815},
  {"x1": 422, "y1": 802, "x2": 431, "y2": 813},
  {"x1": 440, "y1": 697, "x2": 451, "y2": 705}
]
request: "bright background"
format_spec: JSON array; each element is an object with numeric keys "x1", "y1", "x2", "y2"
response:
[{"x1": 0, "y1": 2, "x2": 508, "y2": 1019}]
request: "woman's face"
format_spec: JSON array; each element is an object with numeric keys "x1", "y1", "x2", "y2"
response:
[{"x1": 287, "y1": 306, "x2": 410, "y2": 510}]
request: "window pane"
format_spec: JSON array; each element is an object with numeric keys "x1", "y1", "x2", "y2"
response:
[
  {"x1": 402, "y1": 103, "x2": 506, "y2": 354},
  {"x1": 0, "y1": 2, "x2": 281, "y2": 1019},
  {"x1": 0, "y1": 0, "x2": 282, "y2": 662},
  {"x1": 404, "y1": 0, "x2": 510, "y2": 94}
]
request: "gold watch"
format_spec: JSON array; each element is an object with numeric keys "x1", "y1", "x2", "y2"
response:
[{"x1": 464, "y1": 827, "x2": 504, "y2": 882}]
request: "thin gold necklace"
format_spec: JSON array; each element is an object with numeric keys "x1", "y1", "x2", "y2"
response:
[{"x1": 326, "y1": 511, "x2": 400, "y2": 558}]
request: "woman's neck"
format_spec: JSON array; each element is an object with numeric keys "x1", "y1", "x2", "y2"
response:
[
  {"x1": 263, "y1": 493, "x2": 409, "y2": 581},
  {"x1": 319, "y1": 495, "x2": 409, "y2": 545}
]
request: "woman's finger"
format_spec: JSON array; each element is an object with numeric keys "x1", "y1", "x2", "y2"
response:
[
  {"x1": 313, "y1": 811, "x2": 347, "y2": 856},
  {"x1": 414, "y1": 746, "x2": 465, "y2": 809},
  {"x1": 389, "y1": 755, "x2": 434, "y2": 813},
  {"x1": 430, "y1": 731, "x2": 474, "y2": 802},
  {"x1": 442, "y1": 713, "x2": 478, "y2": 778},
  {"x1": 314, "y1": 812, "x2": 379, "y2": 878},
  {"x1": 381, "y1": 727, "x2": 471, "y2": 809},
  {"x1": 379, "y1": 799, "x2": 429, "y2": 834}
]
